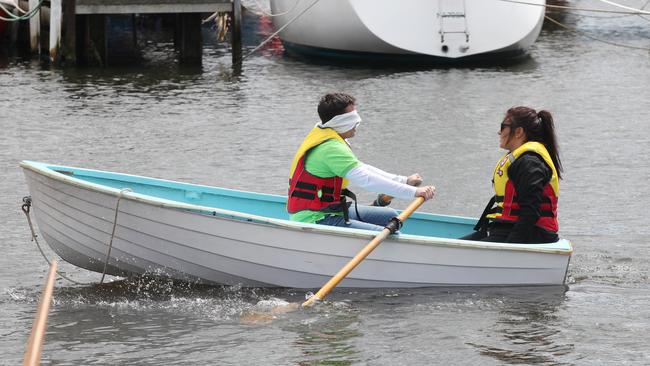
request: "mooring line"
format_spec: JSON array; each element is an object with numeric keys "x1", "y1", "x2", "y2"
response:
[
  {"x1": 596, "y1": 0, "x2": 650, "y2": 15},
  {"x1": 249, "y1": 0, "x2": 301, "y2": 17},
  {"x1": 22, "y1": 189, "x2": 132, "y2": 285},
  {"x1": 237, "y1": 0, "x2": 322, "y2": 64},
  {"x1": 0, "y1": 0, "x2": 44, "y2": 22},
  {"x1": 497, "y1": 0, "x2": 650, "y2": 14},
  {"x1": 544, "y1": 14, "x2": 650, "y2": 51},
  {"x1": 99, "y1": 188, "x2": 132, "y2": 284},
  {"x1": 21, "y1": 196, "x2": 88, "y2": 285}
]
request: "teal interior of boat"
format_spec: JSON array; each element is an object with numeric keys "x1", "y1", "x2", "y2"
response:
[{"x1": 34, "y1": 162, "x2": 477, "y2": 239}]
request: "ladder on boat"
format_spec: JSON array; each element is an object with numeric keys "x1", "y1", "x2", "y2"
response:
[{"x1": 437, "y1": 0, "x2": 470, "y2": 45}]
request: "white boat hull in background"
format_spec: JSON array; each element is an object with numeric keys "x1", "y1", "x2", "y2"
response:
[{"x1": 270, "y1": 0, "x2": 546, "y2": 60}]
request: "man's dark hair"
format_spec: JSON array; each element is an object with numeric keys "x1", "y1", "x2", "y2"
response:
[{"x1": 317, "y1": 93, "x2": 356, "y2": 123}]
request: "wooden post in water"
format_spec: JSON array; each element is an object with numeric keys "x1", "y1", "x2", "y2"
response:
[
  {"x1": 9, "y1": 7, "x2": 19, "y2": 46},
  {"x1": 49, "y1": 0, "x2": 76, "y2": 65},
  {"x1": 29, "y1": 0, "x2": 40, "y2": 54},
  {"x1": 90, "y1": 15, "x2": 107, "y2": 66},
  {"x1": 62, "y1": 0, "x2": 76, "y2": 65},
  {"x1": 231, "y1": 0, "x2": 242, "y2": 65},
  {"x1": 132, "y1": 14, "x2": 137, "y2": 50},
  {"x1": 77, "y1": 14, "x2": 106, "y2": 66},
  {"x1": 177, "y1": 13, "x2": 202, "y2": 65},
  {"x1": 9, "y1": 5, "x2": 30, "y2": 50},
  {"x1": 49, "y1": 0, "x2": 62, "y2": 62}
]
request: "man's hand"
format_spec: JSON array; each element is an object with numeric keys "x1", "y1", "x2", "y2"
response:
[
  {"x1": 406, "y1": 173, "x2": 423, "y2": 186},
  {"x1": 415, "y1": 186, "x2": 436, "y2": 200}
]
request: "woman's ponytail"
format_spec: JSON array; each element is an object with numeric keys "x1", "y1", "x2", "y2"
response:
[{"x1": 537, "y1": 110, "x2": 563, "y2": 179}]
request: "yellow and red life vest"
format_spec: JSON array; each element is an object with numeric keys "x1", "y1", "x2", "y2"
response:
[
  {"x1": 287, "y1": 126, "x2": 350, "y2": 214},
  {"x1": 486, "y1": 141, "x2": 560, "y2": 232}
]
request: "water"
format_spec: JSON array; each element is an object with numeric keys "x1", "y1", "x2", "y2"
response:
[{"x1": 2, "y1": 1, "x2": 650, "y2": 364}]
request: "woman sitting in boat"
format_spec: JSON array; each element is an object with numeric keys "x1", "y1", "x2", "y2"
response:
[
  {"x1": 287, "y1": 92, "x2": 436, "y2": 230},
  {"x1": 462, "y1": 106, "x2": 564, "y2": 243}
]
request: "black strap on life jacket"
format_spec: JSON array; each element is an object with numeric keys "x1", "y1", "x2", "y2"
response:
[
  {"x1": 495, "y1": 195, "x2": 553, "y2": 205},
  {"x1": 290, "y1": 180, "x2": 338, "y2": 202},
  {"x1": 318, "y1": 189, "x2": 358, "y2": 224},
  {"x1": 495, "y1": 207, "x2": 555, "y2": 217},
  {"x1": 341, "y1": 189, "x2": 365, "y2": 223},
  {"x1": 339, "y1": 194, "x2": 350, "y2": 224},
  {"x1": 474, "y1": 196, "x2": 496, "y2": 232}
]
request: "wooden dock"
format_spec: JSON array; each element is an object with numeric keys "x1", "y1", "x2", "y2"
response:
[{"x1": 8, "y1": 0, "x2": 242, "y2": 66}]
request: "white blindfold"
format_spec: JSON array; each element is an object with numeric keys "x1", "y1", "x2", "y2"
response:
[{"x1": 317, "y1": 110, "x2": 362, "y2": 134}]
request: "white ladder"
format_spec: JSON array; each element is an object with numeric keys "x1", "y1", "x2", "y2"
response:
[{"x1": 437, "y1": 0, "x2": 470, "y2": 43}]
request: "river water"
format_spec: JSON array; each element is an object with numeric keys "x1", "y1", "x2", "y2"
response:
[{"x1": 2, "y1": 1, "x2": 650, "y2": 364}]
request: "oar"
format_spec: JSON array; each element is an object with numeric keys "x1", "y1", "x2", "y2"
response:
[
  {"x1": 302, "y1": 196, "x2": 426, "y2": 307},
  {"x1": 23, "y1": 260, "x2": 57, "y2": 366},
  {"x1": 240, "y1": 196, "x2": 426, "y2": 322}
]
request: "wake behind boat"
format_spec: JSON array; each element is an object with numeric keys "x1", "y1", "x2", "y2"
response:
[
  {"x1": 270, "y1": 0, "x2": 546, "y2": 62},
  {"x1": 20, "y1": 161, "x2": 572, "y2": 288}
]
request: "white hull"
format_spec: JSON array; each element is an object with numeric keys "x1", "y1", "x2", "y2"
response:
[
  {"x1": 270, "y1": 0, "x2": 545, "y2": 60},
  {"x1": 22, "y1": 162, "x2": 571, "y2": 288}
]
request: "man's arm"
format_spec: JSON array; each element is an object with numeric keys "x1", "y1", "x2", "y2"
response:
[{"x1": 345, "y1": 165, "x2": 417, "y2": 199}]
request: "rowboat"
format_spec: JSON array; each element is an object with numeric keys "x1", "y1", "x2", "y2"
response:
[
  {"x1": 270, "y1": 0, "x2": 546, "y2": 62},
  {"x1": 20, "y1": 161, "x2": 572, "y2": 288}
]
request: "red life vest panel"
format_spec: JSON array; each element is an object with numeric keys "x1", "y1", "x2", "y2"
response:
[
  {"x1": 495, "y1": 180, "x2": 559, "y2": 232},
  {"x1": 287, "y1": 150, "x2": 344, "y2": 214}
]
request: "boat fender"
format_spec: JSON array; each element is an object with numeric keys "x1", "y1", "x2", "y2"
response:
[{"x1": 384, "y1": 217, "x2": 402, "y2": 234}]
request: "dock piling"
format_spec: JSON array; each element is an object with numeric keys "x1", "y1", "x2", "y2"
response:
[
  {"x1": 231, "y1": 0, "x2": 241, "y2": 65},
  {"x1": 28, "y1": 0, "x2": 40, "y2": 53},
  {"x1": 48, "y1": 0, "x2": 60, "y2": 62},
  {"x1": 62, "y1": 0, "x2": 76, "y2": 65},
  {"x1": 177, "y1": 13, "x2": 202, "y2": 65}
]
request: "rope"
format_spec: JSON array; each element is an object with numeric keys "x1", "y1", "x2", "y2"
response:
[
  {"x1": 21, "y1": 197, "x2": 89, "y2": 285},
  {"x1": 239, "y1": 0, "x2": 322, "y2": 63},
  {"x1": 0, "y1": 0, "x2": 44, "y2": 22},
  {"x1": 547, "y1": 0, "x2": 649, "y2": 19},
  {"x1": 0, "y1": 0, "x2": 26, "y2": 13},
  {"x1": 544, "y1": 14, "x2": 650, "y2": 51},
  {"x1": 597, "y1": 0, "x2": 650, "y2": 14},
  {"x1": 21, "y1": 190, "x2": 131, "y2": 285},
  {"x1": 497, "y1": 0, "x2": 650, "y2": 50},
  {"x1": 497, "y1": 0, "x2": 650, "y2": 14},
  {"x1": 549, "y1": 10, "x2": 647, "y2": 20},
  {"x1": 99, "y1": 188, "x2": 132, "y2": 284},
  {"x1": 248, "y1": 0, "x2": 301, "y2": 17}
]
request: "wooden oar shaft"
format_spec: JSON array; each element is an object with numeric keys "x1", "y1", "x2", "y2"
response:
[
  {"x1": 23, "y1": 261, "x2": 57, "y2": 366},
  {"x1": 303, "y1": 229, "x2": 390, "y2": 307},
  {"x1": 395, "y1": 196, "x2": 426, "y2": 222},
  {"x1": 303, "y1": 197, "x2": 425, "y2": 307}
]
